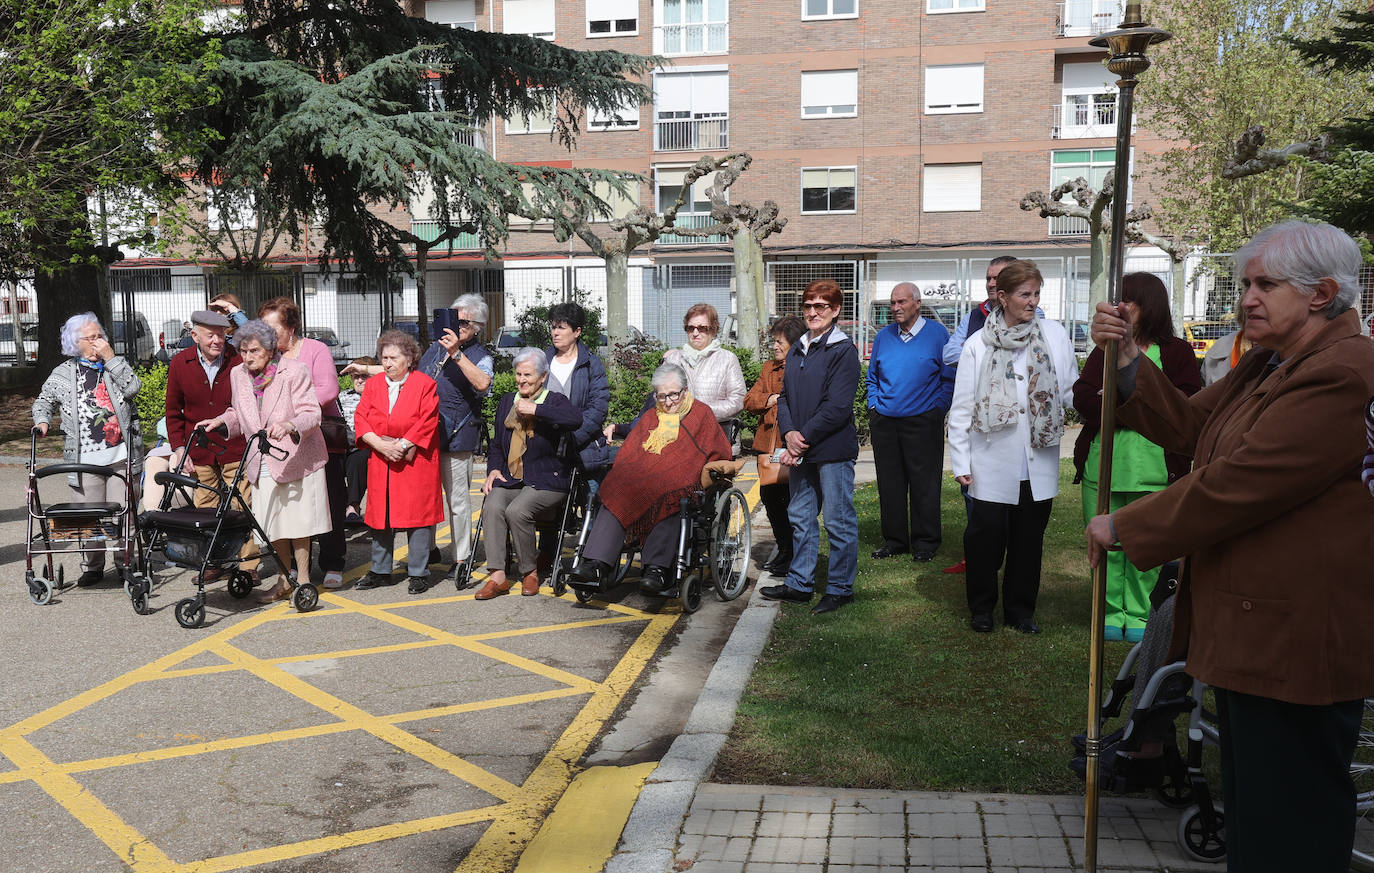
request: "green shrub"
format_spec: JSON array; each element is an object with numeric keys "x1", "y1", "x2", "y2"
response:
[
  {"x1": 133, "y1": 362, "x2": 169, "y2": 442},
  {"x1": 854, "y1": 361, "x2": 871, "y2": 446},
  {"x1": 480, "y1": 370, "x2": 519, "y2": 445},
  {"x1": 724, "y1": 343, "x2": 762, "y2": 440},
  {"x1": 512, "y1": 286, "x2": 606, "y2": 354},
  {"x1": 607, "y1": 333, "x2": 666, "y2": 426}
]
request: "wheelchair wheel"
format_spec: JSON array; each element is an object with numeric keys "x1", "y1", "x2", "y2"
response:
[
  {"x1": 175, "y1": 597, "x2": 206, "y2": 629},
  {"x1": 1351, "y1": 699, "x2": 1374, "y2": 872},
  {"x1": 228, "y1": 571, "x2": 254, "y2": 599},
  {"x1": 615, "y1": 548, "x2": 636, "y2": 584},
  {"x1": 291, "y1": 582, "x2": 320, "y2": 613},
  {"x1": 679, "y1": 569, "x2": 704, "y2": 614},
  {"x1": 1177, "y1": 803, "x2": 1225, "y2": 863},
  {"x1": 709, "y1": 488, "x2": 752, "y2": 601},
  {"x1": 1152, "y1": 747, "x2": 1195, "y2": 809}
]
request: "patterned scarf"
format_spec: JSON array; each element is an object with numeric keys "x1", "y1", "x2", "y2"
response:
[
  {"x1": 973, "y1": 310, "x2": 1064, "y2": 449},
  {"x1": 504, "y1": 387, "x2": 549, "y2": 479},
  {"x1": 251, "y1": 357, "x2": 280, "y2": 399},
  {"x1": 641, "y1": 391, "x2": 696, "y2": 455}
]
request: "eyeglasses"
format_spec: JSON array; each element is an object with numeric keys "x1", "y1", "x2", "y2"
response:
[
  {"x1": 802, "y1": 302, "x2": 832, "y2": 312},
  {"x1": 685, "y1": 324, "x2": 712, "y2": 334},
  {"x1": 655, "y1": 389, "x2": 685, "y2": 403},
  {"x1": 454, "y1": 319, "x2": 473, "y2": 328}
]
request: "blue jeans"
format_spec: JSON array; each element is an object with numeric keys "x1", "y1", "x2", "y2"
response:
[{"x1": 784, "y1": 459, "x2": 858, "y2": 597}]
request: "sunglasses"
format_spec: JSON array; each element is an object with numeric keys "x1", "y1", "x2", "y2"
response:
[
  {"x1": 802, "y1": 302, "x2": 832, "y2": 312},
  {"x1": 685, "y1": 324, "x2": 712, "y2": 334}
]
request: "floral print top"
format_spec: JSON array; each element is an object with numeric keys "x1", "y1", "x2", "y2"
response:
[{"x1": 76, "y1": 362, "x2": 126, "y2": 466}]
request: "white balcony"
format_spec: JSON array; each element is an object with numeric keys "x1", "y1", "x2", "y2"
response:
[
  {"x1": 1056, "y1": 0, "x2": 1123, "y2": 37},
  {"x1": 653, "y1": 21, "x2": 728, "y2": 55},
  {"x1": 658, "y1": 213, "x2": 730, "y2": 245},
  {"x1": 1049, "y1": 214, "x2": 1089, "y2": 236},
  {"x1": 654, "y1": 116, "x2": 729, "y2": 152},
  {"x1": 1052, "y1": 101, "x2": 1121, "y2": 139}
]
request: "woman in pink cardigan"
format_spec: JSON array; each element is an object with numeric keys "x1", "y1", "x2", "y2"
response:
[{"x1": 197, "y1": 320, "x2": 331, "y2": 602}]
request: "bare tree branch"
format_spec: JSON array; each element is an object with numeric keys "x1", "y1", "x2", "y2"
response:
[{"x1": 1222, "y1": 124, "x2": 1331, "y2": 180}]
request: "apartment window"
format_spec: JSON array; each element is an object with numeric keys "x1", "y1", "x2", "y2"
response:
[
  {"x1": 655, "y1": 166, "x2": 724, "y2": 212},
  {"x1": 801, "y1": 167, "x2": 857, "y2": 214},
  {"x1": 590, "y1": 98, "x2": 641, "y2": 130},
  {"x1": 503, "y1": 0, "x2": 555, "y2": 39},
  {"x1": 927, "y1": 0, "x2": 983, "y2": 11},
  {"x1": 801, "y1": 70, "x2": 858, "y2": 118},
  {"x1": 1049, "y1": 148, "x2": 1124, "y2": 234},
  {"x1": 1056, "y1": 61, "x2": 1117, "y2": 137},
  {"x1": 922, "y1": 164, "x2": 981, "y2": 212},
  {"x1": 655, "y1": 0, "x2": 728, "y2": 55},
  {"x1": 425, "y1": 0, "x2": 475, "y2": 29},
  {"x1": 653, "y1": 69, "x2": 729, "y2": 151},
  {"x1": 588, "y1": 0, "x2": 638, "y2": 35},
  {"x1": 803, "y1": 0, "x2": 858, "y2": 19},
  {"x1": 505, "y1": 92, "x2": 555, "y2": 134},
  {"x1": 924, "y1": 64, "x2": 984, "y2": 114},
  {"x1": 591, "y1": 179, "x2": 640, "y2": 220},
  {"x1": 205, "y1": 187, "x2": 256, "y2": 230}
]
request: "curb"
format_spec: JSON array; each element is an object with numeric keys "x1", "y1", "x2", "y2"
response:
[{"x1": 604, "y1": 574, "x2": 783, "y2": 873}]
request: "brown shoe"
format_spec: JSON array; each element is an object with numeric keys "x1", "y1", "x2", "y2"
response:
[
  {"x1": 256, "y1": 579, "x2": 292, "y2": 603},
  {"x1": 473, "y1": 577, "x2": 511, "y2": 601},
  {"x1": 521, "y1": 571, "x2": 540, "y2": 596}
]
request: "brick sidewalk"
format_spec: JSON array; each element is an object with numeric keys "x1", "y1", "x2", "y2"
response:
[{"x1": 674, "y1": 784, "x2": 1222, "y2": 873}]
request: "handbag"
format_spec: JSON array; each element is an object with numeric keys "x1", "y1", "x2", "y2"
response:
[
  {"x1": 319, "y1": 413, "x2": 349, "y2": 454},
  {"x1": 757, "y1": 452, "x2": 789, "y2": 486}
]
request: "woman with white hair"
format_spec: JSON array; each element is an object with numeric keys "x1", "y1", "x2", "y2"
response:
[
  {"x1": 32, "y1": 313, "x2": 143, "y2": 587},
  {"x1": 472, "y1": 347, "x2": 582, "y2": 600},
  {"x1": 1086, "y1": 219, "x2": 1374, "y2": 873}
]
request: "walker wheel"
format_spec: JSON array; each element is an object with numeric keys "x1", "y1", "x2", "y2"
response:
[
  {"x1": 679, "y1": 570, "x2": 704, "y2": 614},
  {"x1": 174, "y1": 597, "x2": 206, "y2": 629},
  {"x1": 453, "y1": 565, "x2": 472, "y2": 591},
  {"x1": 227, "y1": 572, "x2": 253, "y2": 599},
  {"x1": 27, "y1": 573, "x2": 54, "y2": 606},
  {"x1": 291, "y1": 582, "x2": 319, "y2": 612},
  {"x1": 1177, "y1": 803, "x2": 1226, "y2": 863},
  {"x1": 131, "y1": 591, "x2": 150, "y2": 615},
  {"x1": 549, "y1": 563, "x2": 567, "y2": 597},
  {"x1": 57, "y1": 566, "x2": 65, "y2": 589}
]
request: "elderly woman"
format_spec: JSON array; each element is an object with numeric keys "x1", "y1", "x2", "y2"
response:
[
  {"x1": 759, "y1": 280, "x2": 861, "y2": 615},
  {"x1": 195, "y1": 320, "x2": 329, "y2": 603},
  {"x1": 948, "y1": 259, "x2": 1076, "y2": 635},
  {"x1": 1086, "y1": 220, "x2": 1374, "y2": 873},
  {"x1": 32, "y1": 313, "x2": 143, "y2": 587},
  {"x1": 1073, "y1": 273, "x2": 1201, "y2": 642},
  {"x1": 545, "y1": 302, "x2": 611, "y2": 472},
  {"x1": 353, "y1": 331, "x2": 445, "y2": 595},
  {"x1": 258, "y1": 296, "x2": 348, "y2": 589},
  {"x1": 663, "y1": 303, "x2": 746, "y2": 424},
  {"x1": 744, "y1": 315, "x2": 807, "y2": 576},
  {"x1": 473, "y1": 348, "x2": 583, "y2": 600},
  {"x1": 572, "y1": 362, "x2": 732, "y2": 597}
]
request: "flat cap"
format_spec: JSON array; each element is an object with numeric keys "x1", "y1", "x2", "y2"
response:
[{"x1": 190, "y1": 309, "x2": 230, "y2": 328}]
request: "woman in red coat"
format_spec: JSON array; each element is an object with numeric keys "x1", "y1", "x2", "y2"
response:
[{"x1": 353, "y1": 330, "x2": 444, "y2": 594}]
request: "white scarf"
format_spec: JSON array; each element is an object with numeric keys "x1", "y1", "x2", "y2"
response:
[
  {"x1": 972, "y1": 310, "x2": 1064, "y2": 449},
  {"x1": 678, "y1": 338, "x2": 721, "y2": 368}
]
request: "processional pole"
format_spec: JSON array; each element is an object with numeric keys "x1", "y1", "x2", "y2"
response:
[{"x1": 1082, "y1": 3, "x2": 1170, "y2": 871}]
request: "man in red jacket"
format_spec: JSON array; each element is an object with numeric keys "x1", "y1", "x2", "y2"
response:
[{"x1": 165, "y1": 309, "x2": 258, "y2": 575}]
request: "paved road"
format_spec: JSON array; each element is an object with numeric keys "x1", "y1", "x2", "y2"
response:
[{"x1": 0, "y1": 459, "x2": 760, "y2": 873}]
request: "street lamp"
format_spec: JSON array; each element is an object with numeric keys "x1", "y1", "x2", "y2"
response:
[{"x1": 1082, "y1": 3, "x2": 1170, "y2": 872}]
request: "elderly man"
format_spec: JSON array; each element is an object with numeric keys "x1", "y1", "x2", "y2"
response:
[
  {"x1": 164, "y1": 309, "x2": 257, "y2": 574},
  {"x1": 417, "y1": 293, "x2": 494, "y2": 584},
  {"x1": 866, "y1": 283, "x2": 953, "y2": 563}
]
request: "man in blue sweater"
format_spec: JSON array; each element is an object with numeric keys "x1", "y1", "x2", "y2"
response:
[{"x1": 866, "y1": 282, "x2": 954, "y2": 562}]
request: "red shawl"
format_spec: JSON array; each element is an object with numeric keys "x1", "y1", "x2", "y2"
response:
[{"x1": 600, "y1": 399, "x2": 731, "y2": 540}]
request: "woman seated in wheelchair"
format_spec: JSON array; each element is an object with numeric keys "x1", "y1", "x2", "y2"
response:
[
  {"x1": 473, "y1": 348, "x2": 584, "y2": 601},
  {"x1": 571, "y1": 362, "x2": 732, "y2": 597}
]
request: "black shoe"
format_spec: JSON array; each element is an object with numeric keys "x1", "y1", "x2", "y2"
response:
[
  {"x1": 912, "y1": 551, "x2": 936, "y2": 563},
  {"x1": 760, "y1": 584, "x2": 812, "y2": 604},
  {"x1": 76, "y1": 569, "x2": 104, "y2": 587},
  {"x1": 1009, "y1": 619, "x2": 1041, "y2": 635},
  {"x1": 810, "y1": 593, "x2": 854, "y2": 615},
  {"x1": 971, "y1": 613, "x2": 994, "y2": 633},
  {"x1": 570, "y1": 559, "x2": 611, "y2": 591},
  {"x1": 407, "y1": 575, "x2": 430, "y2": 595},
  {"x1": 870, "y1": 545, "x2": 908, "y2": 559},
  {"x1": 761, "y1": 552, "x2": 792, "y2": 575},
  {"x1": 354, "y1": 571, "x2": 395, "y2": 591},
  {"x1": 639, "y1": 565, "x2": 668, "y2": 595}
]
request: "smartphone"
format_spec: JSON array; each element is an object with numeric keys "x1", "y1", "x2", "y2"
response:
[{"x1": 432, "y1": 308, "x2": 458, "y2": 337}]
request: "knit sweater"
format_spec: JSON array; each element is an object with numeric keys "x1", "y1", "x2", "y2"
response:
[{"x1": 865, "y1": 319, "x2": 954, "y2": 417}]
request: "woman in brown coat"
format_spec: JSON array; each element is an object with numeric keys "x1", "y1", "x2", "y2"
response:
[
  {"x1": 743, "y1": 317, "x2": 806, "y2": 576},
  {"x1": 1086, "y1": 220, "x2": 1374, "y2": 873}
]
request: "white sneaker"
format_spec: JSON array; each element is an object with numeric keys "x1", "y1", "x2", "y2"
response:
[{"x1": 322, "y1": 571, "x2": 344, "y2": 590}]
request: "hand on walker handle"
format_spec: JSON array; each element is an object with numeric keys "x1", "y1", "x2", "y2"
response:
[
  {"x1": 1090, "y1": 301, "x2": 1141, "y2": 369},
  {"x1": 1084, "y1": 514, "x2": 1121, "y2": 570},
  {"x1": 33, "y1": 423, "x2": 47, "y2": 437}
]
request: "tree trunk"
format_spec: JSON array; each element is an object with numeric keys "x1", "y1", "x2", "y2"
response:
[
  {"x1": 1169, "y1": 258, "x2": 1186, "y2": 335},
  {"x1": 752, "y1": 234, "x2": 768, "y2": 334},
  {"x1": 415, "y1": 245, "x2": 431, "y2": 345},
  {"x1": 30, "y1": 214, "x2": 107, "y2": 372},
  {"x1": 733, "y1": 227, "x2": 761, "y2": 354},
  {"x1": 1088, "y1": 224, "x2": 1110, "y2": 311},
  {"x1": 604, "y1": 247, "x2": 629, "y2": 345}
]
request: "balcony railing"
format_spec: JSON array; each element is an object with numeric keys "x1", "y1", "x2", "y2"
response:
[
  {"x1": 408, "y1": 220, "x2": 480, "y2": 250},
  {"x1": 657, "y1": 213, "x2": 730, "y2": 245},
  {"x1": 1055, "y1": 0, "x2": 1123, "y2": 36},
  {"x1": 653, "y1": 21, "x2": 728, "y2": 55},
  {"x1": 453, "y1": 125, "x2": 487, "y2": 153},
  {"x1": 1049, "y1": 215, "x2": 1089, "y2": 236},
  {"x1": 654, "y1": 116, "x2": 729, "y2": 152},
  {"x1": 1051, "y1": 101, "x2": 1120, "y2": 138}
]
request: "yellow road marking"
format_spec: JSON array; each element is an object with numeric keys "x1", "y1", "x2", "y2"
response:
[
  {"x1": 514, "y1": 763, "x2": 657, "y2": 873},
  {"x1": 0, "y1": 732, "x2": 178, "y2": 872},
  {"x1": 210, "y1": 642, "x2": 522, "y2": 803},
  {"x1": 454, "y1": 610, "x2": 679, "y2": 873}
]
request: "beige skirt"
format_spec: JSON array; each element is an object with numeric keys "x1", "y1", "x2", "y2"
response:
[{"x1": 255, "y1": 464, "x2": 330, "y2": 541}]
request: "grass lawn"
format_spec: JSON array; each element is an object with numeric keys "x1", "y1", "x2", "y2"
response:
[{"x1": 716, "y1": 460, "x2": 1144, "y2": 795}]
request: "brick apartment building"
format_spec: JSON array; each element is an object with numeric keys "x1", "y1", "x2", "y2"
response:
[{"x1": 99, "y1": 0, "x2": 1178, "y2": 362}]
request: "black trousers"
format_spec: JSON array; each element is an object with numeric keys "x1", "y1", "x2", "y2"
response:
[
  {"x1": 316, "y1": 452, "x2": 348, "y2": 572},
  {"x1": 584, "y1": 510, "x2": 680, "y2": 570},
  {"x1": 869, "y1": 408, "x2": 945, "y2": 553},
  {"x1": 1215, "y1": 687, "x2": 1363, "y2": 873},
  {"x1": 759, "y1": 482, "x2": 793, "y2": 558},
  {"x1": 963, "y1": 480, "x2": 1052, "y2": 623},
  {"x1": 344, "y1": 447, "x2": 370, "y2": 509}
]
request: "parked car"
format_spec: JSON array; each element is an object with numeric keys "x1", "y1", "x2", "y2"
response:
[
  {"x1": 1183, "y1": 319, "x2": 1234, "y2": 360},
  {"x1": 0, "y1": 317, "x2": 38, "y2": 365},
  {"x1": 111, "y1": 313, "x2": 156, "y2": 364},
  {"x1": 305, "y1": 327, "x2": 352, "y2": 367}
]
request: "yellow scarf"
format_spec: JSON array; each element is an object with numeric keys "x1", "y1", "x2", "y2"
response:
[
  {"x1": 641, "y1": 391, "x2": 695, "y2": 455},
  {"x1": 504, "y1": 387, "x2": 549, "y2": 479}
]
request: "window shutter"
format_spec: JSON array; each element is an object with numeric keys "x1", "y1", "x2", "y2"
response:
[
  {"x1": 591, "y1": 99, "x2": 640, "y2": 128},
  {"x1": 801, "y1": 70, "x2": 858, "y2": 115},
  {"x1": 1062, "y1": 61, "x2": 1115, "y2": 92},
  {"x1": 504, "y1": 0, "x2": 555, "y2": 35},
  {"x1": 922, "y1": 164, "x2": 982, "y2": 212},
  {"x1": 425, "y1": 0, "x2": 475, "y2": 27},
  {"x1": 691, "y1": 71, "x2": 729, "y2": 116},
  {"x1": 588, "y1": 0, "x2": 637, "y2": 20},
  {"x1": 924, "y1": 64, "x2": 984, "y2": 112}
]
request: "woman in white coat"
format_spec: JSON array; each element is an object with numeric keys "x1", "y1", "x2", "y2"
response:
[{"x1": 948, "y1": 259, "x2": 1077, "y2": 634}]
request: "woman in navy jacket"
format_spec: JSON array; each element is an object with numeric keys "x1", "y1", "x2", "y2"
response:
[
  {"x1": 761, "y1": 279, "x2": 862, "y2": 615},
  {"x1": 543, "y1": 302, "x2": 612, "y2": 472}
]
